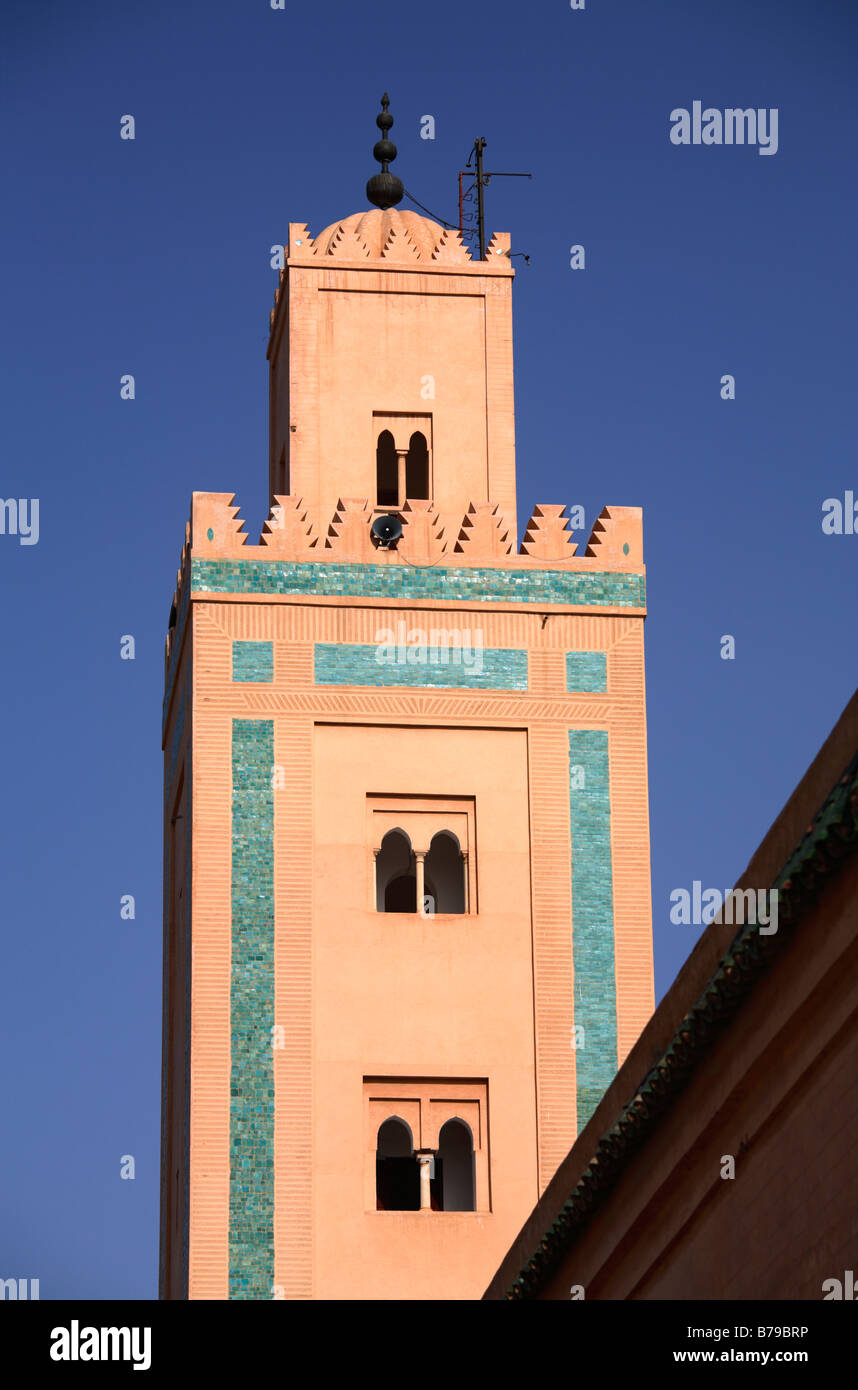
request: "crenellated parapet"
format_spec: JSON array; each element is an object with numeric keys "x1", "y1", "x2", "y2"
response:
[
  {"x1": 190, "y1": 492, "x2": 249, "y2": 553},
  {"x1": 324, "y1": 497, "x2": 378, "y2": 561},
  {"x1": 519, "y1": 504, "x2": 578, "y2": 560},
  {"x1": 169, "y1": 492, "x2": 643, "y2": 587},
  {"x1": 260, "y1": 495, "x2": 319, "y2": 555},
  {"x1": 431, "y1": 228, "x2": 472, "y2": 266},
  {"x1": 283, "y1": 212, "x2": 480, "y2": 268},
  {"x1": 454, "y1": 502, "x2": 515, "y2": 559},
  {"x1": 584, "y1": 506, "x2": 643, "y2": 567},
  {"x1": 161, "y1": 487, "x2": 647, "y2": 735},
  {"x1": 399, "y1": 498, "x2": 447, "y2": 562}
]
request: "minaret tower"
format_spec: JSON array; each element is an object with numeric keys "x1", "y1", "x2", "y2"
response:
[{"x1": 160, "y1": 97, "x2": 654, "y2": 1300}]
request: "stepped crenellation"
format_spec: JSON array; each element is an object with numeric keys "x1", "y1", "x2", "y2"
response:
[
  {"x1": 179, "y1": 491, "x2": 641, "y2": 568},
  {"x1": 164, "y1": 492, "x2": 643, "y2": 677}
]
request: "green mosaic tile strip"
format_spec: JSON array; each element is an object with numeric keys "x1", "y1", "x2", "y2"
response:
[
  {"x1": 314, "y1": 642, "x2": 527, "y2": 690},
  {"x1": 192, "y1": 558, "x2": 645, "y2": 609},
  {"x1": 230, "y1": 720, "x2": 275, "y2": 1299},
  {"x1": 233, "y1": 640, "x2": 274, "y2": 683},
  {"x1": 569, "y1": 730, "x2": 618, "y2": 1132},
  {"x1": 566, "y1": 651, "x2": 608, "y2": 693}
]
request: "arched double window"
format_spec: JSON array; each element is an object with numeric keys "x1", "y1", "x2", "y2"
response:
[
  {"x1": 375, "y1": 429, "x2": 430, "y2": 510},
  {"x1": 375, "y1": 828, "x2": 467, "y2": 914},
  {"x1": 374, "y1": 1116, "x2": 476, "y2": 1211}
]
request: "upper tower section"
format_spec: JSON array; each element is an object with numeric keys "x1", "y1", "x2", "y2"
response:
[{"x1": 267, "y1": 95, "x2": 517, "y2": 545}]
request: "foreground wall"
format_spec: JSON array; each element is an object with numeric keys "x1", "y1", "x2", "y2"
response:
[{"x1": 487, "y1": 690, "x2": 858, "y2": 1300}]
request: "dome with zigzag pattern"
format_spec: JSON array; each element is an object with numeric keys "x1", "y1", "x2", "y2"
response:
[{"x1": 314, "y1": 207, "x2": 457, "y2": 262}]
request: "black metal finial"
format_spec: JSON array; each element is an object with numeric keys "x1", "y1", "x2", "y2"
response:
[{"x1": 366, "y1": 93, "x2": 404, "y2": 210}]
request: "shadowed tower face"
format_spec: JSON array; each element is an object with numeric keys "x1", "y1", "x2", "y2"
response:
[{"x1": 160, "y1": 95, "x2": 654, "y2": 1301}]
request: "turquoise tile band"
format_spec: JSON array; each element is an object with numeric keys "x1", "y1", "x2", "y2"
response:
[
  {"x1": 569, "y1": 730, "x2": 618, "y2": 1132},
  {"x1": 192, "y1": 559, "x2": 645, "y2": 609},
  {"x1": 314, "y1": 642, "x2": 527, "y2": 690},
  {"x1": 230, "y1": 719, "x2": 275, "y2": 1299}
]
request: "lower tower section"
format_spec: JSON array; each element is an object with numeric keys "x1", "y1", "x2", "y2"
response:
[{"x1": 160, "y1": 494, "x2": 654, "y2": 1299}]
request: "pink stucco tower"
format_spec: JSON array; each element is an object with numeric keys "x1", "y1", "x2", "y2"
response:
[{"x1": 160, "y1": 96, "x2": 654, "y2": 1300}]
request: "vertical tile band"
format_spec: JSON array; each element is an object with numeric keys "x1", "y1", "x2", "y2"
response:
[
  {"x1": 569, "y1": 730, "x2": 618, "y2": 1131},
  {"x1": 230, "y1": 719, "x2": 275, "y2": 1298}
]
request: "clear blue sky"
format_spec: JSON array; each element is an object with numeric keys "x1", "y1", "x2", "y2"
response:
[{"x1": 1, "y1": 0, "x2": 855, "y2": 1299}]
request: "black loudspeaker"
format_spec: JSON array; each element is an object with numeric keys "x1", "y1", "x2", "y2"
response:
[{"x1": 371, "y1": 513, "x2": 404, "y2": 549}]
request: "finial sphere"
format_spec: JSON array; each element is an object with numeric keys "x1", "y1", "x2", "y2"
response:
[
  {"x1": 367, "y1": 92, "x2": 403, "y2": 209},
  {"x1": 366, "y1": 171, "x2": 404, "y2": 210},
  {"x1": 373, "y1": 139, "x2": 396, "y2": 163}
]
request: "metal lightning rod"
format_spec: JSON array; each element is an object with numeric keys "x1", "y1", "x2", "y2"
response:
[{"x1": 459, "y1": 137, "x2": 532, "y2": 261}]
